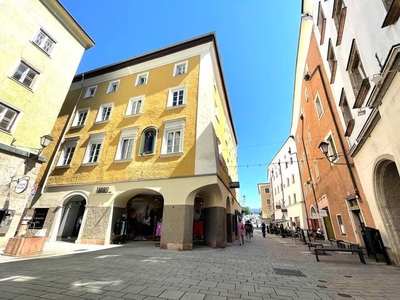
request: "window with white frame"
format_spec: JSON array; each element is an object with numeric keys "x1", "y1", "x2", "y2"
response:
[
  {"x1": 57, "y1": 138, "x2": 79, "y2": 167},
  {"x1": 115, "y1": 127, "x2": 138, "y2": 161},
  {"x1": 305, "y1": 88, "x2": 309, "y2": 102},
  {"x1": 72, "y1": 108, "x2": 89, "y2": 127},
  {"x1": 167, "y1": 86, "x2": 186, "y2": 108},
  {"x1": 12, "y1": 62, "x2": 39, "y2": 89},
  {"x1": 173, "y1": 61, "x2": 188, "y2": 76},
  {"x1": 288, "y1": 195, "x2": 291, "y2": 206},
  {"x1": 0, "y1": 102, "x2": 19, "y2": 132},
  {"x1": 161, "y1": 118, "x2": 185, "y2": 155},
  {"x1": 313, "y1": 159, "x2": 321, "y2": 180},
  {"x1": 107, "y1": 80, "x2": 120, "y2": 93},
  {"x1": 336, "y1": 214, "x2": 346, "y2": 235},
  {"x1": 326, "y1": 135, "x2": 339, "y2": 162},
  {"x1": 95, "y1": 103, "x2": 113, "y2": 123},
  {"x1": 293, "y1": 193, "x2": 297, "y2": 203},
  {"x1": 292, "y1": 174, "x2": 295, "y2": 184},
  {"x1": 135, "y1": 72, "x2": 148, "y2": 86},
  {"x1": 83, "y1": 134, "x2": 105, "y2": 164},
  {"x1": 84, "y1": 86, "x2": 97, "y2": 99},
  {"x1": 33, "y1": 29, "x2": 55, "y2": 54},
  {"x1": 315, "y1": 94, "x2": 324, "y2": 119},
  {"x1": 266, "y1": 199, "x2": 271, "y2": 205},
  {"x1": 126, "y1": 95, "x2": 144, "y2": 116},
  {"x1": 286, "y1": 178, "x2": 290, "y2": 187}
]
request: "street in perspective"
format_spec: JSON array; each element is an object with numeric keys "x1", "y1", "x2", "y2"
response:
[{"x1": 1, "y1": 230, "x2": 400, "y2": 300}]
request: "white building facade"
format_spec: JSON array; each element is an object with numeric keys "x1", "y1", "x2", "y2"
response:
[
  {"x1": 305, "y1": 0, "x2": 400, "y2": 264},
  {"x1": 268, "y1": 137, "x2": 307, "y2": 229}
]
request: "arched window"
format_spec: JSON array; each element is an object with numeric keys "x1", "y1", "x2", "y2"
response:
[{"x1": 140, "y1": 127, "x2": 157, "y2": 155}]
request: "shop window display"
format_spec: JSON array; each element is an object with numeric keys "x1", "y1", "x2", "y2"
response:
[
  {"x1": 193, "y1": 198, "x2": 204, "y2": 244},
  {"x1": 126, "y1": 196, "x2": 163, "y2": 241}
]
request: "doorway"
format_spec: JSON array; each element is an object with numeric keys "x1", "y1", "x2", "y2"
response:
[{"x1": 57, "y1": 197, "x2": 86, "y2": 241}]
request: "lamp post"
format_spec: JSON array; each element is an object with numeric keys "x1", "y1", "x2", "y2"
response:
[{"x1": 288, "y1": 139, "x2": 311, "y2": 231}]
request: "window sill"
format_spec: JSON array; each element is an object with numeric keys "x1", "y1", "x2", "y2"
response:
[
  {"x1": 114, "y1": 158, "x2": 133, "y2": 163},
  {"x1": 81, "y1": 162, "x2": 99, "y2": 166},
  {"x1": 173, "y1": 72, "x2": 187, "y2": 77},
  {"x1": 55, "y1": 165, "x2": 70, "y2": 169},
  {"x1": 94, "y1": 120, "x2": 110, "y2": 124},
  {"x1": 160, "y1": 152, "x2": 183, "y2": 158},
  {"x1": 166, "y1": 104, "x2": 186, "y2": 110},
  {"x1": 70, "y1": 125, "x2": 84, "y2": 129},
  {"x1": 125, "y1": 113, "x2": 142, "y2": 118},
  {"x1": 84, "y1": 96, "x2": 94, "y2": 99},
  {"x1": 8, "y1": 77, "x2": 34, "y2": 92},
  {"x1": 30, "y1": 41, "x2": 52, "y2": 58},
  {"x1": 140, "y1": 152, "x2": 155, "y2": 157}
]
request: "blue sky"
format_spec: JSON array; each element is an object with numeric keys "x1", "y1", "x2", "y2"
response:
[{"x1": 61, "y1": 0, "x2": 301, "y2": 209}]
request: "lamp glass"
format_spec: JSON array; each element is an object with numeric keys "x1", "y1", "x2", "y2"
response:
[
  {"x1": 40, "y1": 134, "x2": 53, "y2": 148},
  {"x1": 318, "y1": 141, "x2": 329, "y2": 155}
]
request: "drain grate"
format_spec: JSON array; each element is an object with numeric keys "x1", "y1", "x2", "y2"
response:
[
  {"x1": 344, "y1": 275, "x2": 352, "y2": 278},
  {"x1": 273, "y1": 268, "x2": 306, "y2": 277},
  {"x1": 317, "y1": 285, "x2": 327, "y2": 289},
  {"x1": 318, "y1": 279, "x2": 328, "y2": 283}
]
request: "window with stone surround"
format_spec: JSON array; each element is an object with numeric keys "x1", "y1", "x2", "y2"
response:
[
  {"x1": 339, "y1": 88, "x2": 355, "y2": 136},
  {"x1": 381, "y1": 0, "x2": 400, "y2": 27},
  {"x1": 346, "y1": 40, "x2": 370, "y2": 108},
  {"x1": 327, "y1": 39, "x2": 337, "y2": 83},
  {"x1": 332, "y1": 0, "x2": 347, "y2": 45},
  {"x1": 317, "y1": 2, "x2": 326, "y2": 45}
]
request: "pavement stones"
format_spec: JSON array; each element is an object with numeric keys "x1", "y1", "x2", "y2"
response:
[{"x1": 1, "y1": 231, "x2": 400, "y2": 299}]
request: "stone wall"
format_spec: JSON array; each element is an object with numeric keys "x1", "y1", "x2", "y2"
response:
[{"x1": 81, "y1": 206, "x2": 111, "y2": 244}]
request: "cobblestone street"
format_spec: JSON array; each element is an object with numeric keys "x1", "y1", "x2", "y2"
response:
[{"x1": 1, "y1": 230, "x2": 399, "y2": 300}]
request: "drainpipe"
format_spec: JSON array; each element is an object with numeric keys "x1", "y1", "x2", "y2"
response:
[
  {"x1": 300, "y1": 114, "x2": 320, "y2": 227},
  {"x1": 288, "y1": 135, "x2": 311, "y2": 231},
  {"x1": 40, "y1": 74, "x2": 86, "y2": 195},
  {"x1": 304, "y1": 65, "x2": 360, "y2": 198}
]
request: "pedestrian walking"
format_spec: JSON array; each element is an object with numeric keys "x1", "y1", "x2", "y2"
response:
[
  {"x1": 261, "y1": 221, "x2": 266, "y2": 237},
  {"x1": 237, "y1": 218, "x2": 245, "y2": 245}
]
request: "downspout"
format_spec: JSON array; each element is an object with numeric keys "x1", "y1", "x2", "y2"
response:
[
  {"x1": 40, "y1": 74, "x2": 86, "y2": 195},
  {"x1": 300, "y1": 114, "x2": 320, "y2": 221}
]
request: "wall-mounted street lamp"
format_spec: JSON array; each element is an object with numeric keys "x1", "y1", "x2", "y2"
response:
[{"x1": 318, "y1": 141, "x2": 353, "y2": 166}]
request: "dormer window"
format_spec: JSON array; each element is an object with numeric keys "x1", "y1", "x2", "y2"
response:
[{"x1": 107, "y1": 80, "x2": 120, "y2": 93}]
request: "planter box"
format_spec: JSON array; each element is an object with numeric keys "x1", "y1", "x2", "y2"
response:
[{"x1": 3, "y1": 237, "x2": 46, "y2": 257}]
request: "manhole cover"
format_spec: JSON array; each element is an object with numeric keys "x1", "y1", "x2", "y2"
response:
[
  {"x1": 338, "y1": 293, "x2": 352, "y2": 298},
  {"x1": 317, "y1": 285, "x2": 327, "y2": 289},
  {"x1": 273, "y1": 268, "x2": 306, "y2": 277}
]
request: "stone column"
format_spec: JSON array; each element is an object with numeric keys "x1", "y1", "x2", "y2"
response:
[
  {"x1": 80, "y1": 206, "x2": 111, "y2": 245},
  {"x1": 203, "y1": 206, "x2": 227, "y2": 248},
  {"x1": 226, "y1": 213, "x2": 233, "y2": 242},
  {"x1": 160, "y1": 204, "x2": 194, "y2": 250}
]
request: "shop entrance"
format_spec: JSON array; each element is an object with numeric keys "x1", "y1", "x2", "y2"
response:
[
  {"x1": 193, "y1": 197, "x2": 204, "y2": 245},
  {"x1": 375, "y1": 159, "x2": 400, "y2": 263},
  {"x1": 125, "y1": 195, "x2": 164, "y2": 242},
  {"x1": 57, "y1": 196, "x2": 85, "y2": 241}
]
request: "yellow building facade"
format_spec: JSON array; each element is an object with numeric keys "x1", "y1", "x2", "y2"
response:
[
  {"x1": 31, "y1": 33, "x2": 240, "y2": 250},
  {"x1": 258, "y1": 183, "x2": 272, "y2": 221},
  {"x1": 0, "y1": 0, "x2": 94, "y2": 246}
]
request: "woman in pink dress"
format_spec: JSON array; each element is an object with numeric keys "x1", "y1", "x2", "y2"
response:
[{"x1": 237, "y1": 218, "x2": 245, "y2": 245}]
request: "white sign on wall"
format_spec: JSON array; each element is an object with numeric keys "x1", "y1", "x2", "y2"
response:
[
  {"x1": 311, "y1": 213, "x2": 319, "y2": 219},
  {"x1": 319, "y1": 210, "x2": 328, "y2": 217}
]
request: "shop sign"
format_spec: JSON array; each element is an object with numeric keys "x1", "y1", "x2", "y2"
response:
[
  {"x1": 15, "y1": 179, "x2": 29, "y2": 194},
  {"x1": 319, "y1": 209, "x2": 328, "y2": 217},
  {"x1": 311, "y1": 212, "x2": 319, "y2": 219},
  {"x1": 281, "y1": 208, "x2": 288, "y2": 213},
  {"x1": 229, "y1": 182, "x2": 240, "y2": 188},
  {"x1": 96, "y1": 186, "x2": 110, "y2": 194}
]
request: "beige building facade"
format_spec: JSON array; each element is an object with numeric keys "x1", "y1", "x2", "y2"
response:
[
  {"x1": 258, "y1": 183, "x2": 272, "y2": 221},
  {"x1": 30, "y1": 33, "x2": 241, "y2": 250},
  {"x1": 0, "y1": 0, "x2": 94, "y2": 246}
]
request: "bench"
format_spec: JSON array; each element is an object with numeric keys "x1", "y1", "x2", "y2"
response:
[
  {"x1": 308, "y1": 242, "x2": 324, "y2": 252},
  {"x1": 314, "y1": 247, "x2": 366, "y2": 264},
  {"x1": 329, "y1": 239, "x2": 343, "y2": 247},
  {"x1": 339, "y1": 241, "x2": 360, "y2": 250}
]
